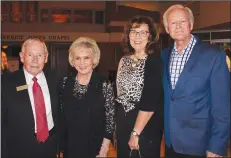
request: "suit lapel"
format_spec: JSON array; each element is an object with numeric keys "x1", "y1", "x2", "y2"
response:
[
  {"x1": 166, "y1": 47, "x2": 173, "y2": 90},
  {"x1": 15, "y1": 69, "x2": 35, "y2": 127},
  {"x1": 172, "y1": 41, "x2": 202, "y2": 97},
  {"x1": 163, "y1": 46, "x2": 174, "y2": 92}
]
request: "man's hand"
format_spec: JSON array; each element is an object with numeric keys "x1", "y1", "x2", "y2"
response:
[{"x1": 206, "y1": 151, "x2": 222, "y2": 157}]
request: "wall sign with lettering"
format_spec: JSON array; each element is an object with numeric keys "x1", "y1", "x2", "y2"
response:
[{"x1": 1, "y1": 34, "x2": 70, "y2": 42}]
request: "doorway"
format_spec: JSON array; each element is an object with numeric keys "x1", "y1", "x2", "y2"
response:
[{"x1": 49, "y1": 43, "x2": 71, "y2": 79}]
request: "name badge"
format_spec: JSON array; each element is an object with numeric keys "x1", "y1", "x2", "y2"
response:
[{"x1": 16, "y1": 85, "x2": 28, "y2": 91}]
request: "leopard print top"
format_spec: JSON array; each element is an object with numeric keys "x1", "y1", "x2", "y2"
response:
[{"x1": 116, "y1": 55, "x2": 147, "y2": 113}]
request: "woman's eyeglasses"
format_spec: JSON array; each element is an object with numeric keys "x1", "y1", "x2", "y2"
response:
[{"x1": 129, "y1": 30, "x2": 149, "y2": 38}]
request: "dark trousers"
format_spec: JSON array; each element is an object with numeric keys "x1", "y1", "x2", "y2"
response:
[
  {"x1": 116, "y1": 105, "x2": 162, "y2": 158},
  {"x1": 165, "y1": 145, "x2": 206, "y2": 158},
  {"x1": 6, "y1": 131, "x2": 58, "y2": 158}
]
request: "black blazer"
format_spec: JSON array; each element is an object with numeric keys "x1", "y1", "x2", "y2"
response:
[
  {"x1": 139, "y1": 52, "x2": 164, "y2": 113},
  {"x1": 1, "y1": 68, "x2": 59, "y2": 157},
  {"x1": 137, "y1": 52, "x2": 164, "y2": 136}
]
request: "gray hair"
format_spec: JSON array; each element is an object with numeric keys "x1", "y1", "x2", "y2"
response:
[{"x1": 163, "y1": 4, "x2": 194, "y2": 31}]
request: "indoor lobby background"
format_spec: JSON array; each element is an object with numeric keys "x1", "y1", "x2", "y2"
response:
[{"x1": 1, "y1": 1, "x2": 230, "y2": 157}]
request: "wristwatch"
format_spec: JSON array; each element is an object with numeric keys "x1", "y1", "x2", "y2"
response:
[{"x1": 132, "y1": 130, "x2": 140, "y2": 137}]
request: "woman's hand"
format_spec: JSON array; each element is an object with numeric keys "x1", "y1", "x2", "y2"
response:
[
  {"x1": 129, "y1": 111, "x2": 153, "y2": 150},
  {"x1": 128, "y1": 133, "x2": 139, "y2": 150},
  {"x1": 96, "y1": 143, "x2": 109, "y2": 157},
  {"x1": 96, "y1": 138, "x2": 110, "y2": 157}
]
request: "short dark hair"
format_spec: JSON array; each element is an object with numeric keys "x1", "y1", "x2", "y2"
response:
[{"x1": 122, "y1": 15, "x2": 159, "y2": 55}]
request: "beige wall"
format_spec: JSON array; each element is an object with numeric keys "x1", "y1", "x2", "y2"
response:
[{"x1": 194, "y1": 2, "x2": 230, "y2": 29}]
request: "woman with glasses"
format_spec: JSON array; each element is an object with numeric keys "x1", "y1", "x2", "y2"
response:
[{"x1": 115, "y1": 15, "x2": 164, "y2": 158}]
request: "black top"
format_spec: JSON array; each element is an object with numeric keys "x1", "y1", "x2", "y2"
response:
[
  {"x1": 138, "y1": 53, "x2": 164, "y2": 112},
  {"x1": 59, "y1": 71, "x2": 116, "y2": 158},
  {"x1": 138, "y1": 53, "x2": 164, "y2": 137},
  {"x1": 138, "y1": 52, "x2": 164, "y2": 136}
]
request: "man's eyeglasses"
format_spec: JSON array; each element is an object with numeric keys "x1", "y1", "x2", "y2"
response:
[{"x1": 129, "y1": 30, "x2": 149, "y2": 38}]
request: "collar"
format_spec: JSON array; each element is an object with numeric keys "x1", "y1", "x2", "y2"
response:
[
  {"x1": 173, "y1": 34, "x2": 195, "y2": 55},
  {"x1": 23, "y1": 67, "x2": 45, "y2": 85}
]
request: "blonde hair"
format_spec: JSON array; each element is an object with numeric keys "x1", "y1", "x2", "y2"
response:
[
  {"x1": 163, "y1": 4, "x2": 194, "y2": 31},
  {"x1": 68, "y1": 37, "x2": 100, "y2": 68},
  {"x1": 21, "y1": 38, "x2": 48, "y2": 54}
]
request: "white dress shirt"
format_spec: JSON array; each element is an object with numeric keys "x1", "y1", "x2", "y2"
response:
[{"x1": 23, "y1": 68, "x2": 54, "y2": 132}]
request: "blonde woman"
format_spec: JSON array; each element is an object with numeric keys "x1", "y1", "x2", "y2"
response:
[{"x1": 59, "y1": 37, "x2": 116, "y2": 158}]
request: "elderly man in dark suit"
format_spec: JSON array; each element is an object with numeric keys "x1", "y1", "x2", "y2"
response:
[{"x1": 2, "y1": 38, "x2": 59, "y2": 158}]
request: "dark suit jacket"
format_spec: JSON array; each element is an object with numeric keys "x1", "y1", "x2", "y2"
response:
[
  {"x1": 162, "y1": 36, "x2": 230, "y2": 156},
  {"x1": 1, "y1": 68, "x2": 60, "y2": 157}
]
